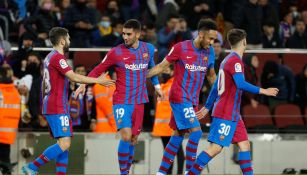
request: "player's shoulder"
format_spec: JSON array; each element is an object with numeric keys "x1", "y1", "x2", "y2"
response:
[
  {"x1": 224, "y1": 52, "x2": 242, "y2": 65},
  {"x1": 142, "y1": 41, "x2": 155, "y2": 51}
]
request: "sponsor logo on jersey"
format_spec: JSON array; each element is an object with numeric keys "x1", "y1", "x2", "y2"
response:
[
  {"x1": 185, "y1": 64, "x2": 207, "y2": 72},
  {"x1": 235, "y1": 63, "x2": 242, "y2": 72},
  {"x1": 125, "y1": 63, "x2": 148, "y2": 70},
  {"x1": 59, "y1": 59, "x2": 68, "y2": 69}
]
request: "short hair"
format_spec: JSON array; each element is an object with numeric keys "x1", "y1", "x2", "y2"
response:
[
  {"x1": 197, "y1": 18, "x2": 217, "y2": 32},
  {"x1": 49, "y1": 27, "x2": 69, "y2": 46},
  {"x1": 123, "y1": 19, "x2": 141, "y2": 31},
  {"x1": 167, "y1": 13, "x2": 180, "y2": 21},
  {"x1": 227, "y1": 28, "x2": 247, "y2": 46}
]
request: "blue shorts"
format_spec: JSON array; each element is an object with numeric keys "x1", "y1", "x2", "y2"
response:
[
  {"x1": 45, "y1": 114, "x2": 73, "y2": 138},
  {"x1": 169, "y1": 102, "x2": 200, "y2": 130},
  {"x1": 113, "y1": 104, "x2": 144, "y2": 135},
  {"x1": 208, "y1": 117, "x2": 238, "y2": 147}
]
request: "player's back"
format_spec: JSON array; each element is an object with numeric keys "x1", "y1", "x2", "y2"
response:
[
  {"x1": 212, "y1": 52, "x2": 244, "y2": 121},
  {"x1": 42, "y1": 50, "x2": 71, "y2": 114}
]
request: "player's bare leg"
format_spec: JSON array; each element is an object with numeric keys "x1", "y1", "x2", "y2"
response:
[
  {"x1": 236, "y1": 141, "x2": 253, "y2": 175},
  {"x1": 57, "y1": 137, "x2": 71, "y2": 151}
]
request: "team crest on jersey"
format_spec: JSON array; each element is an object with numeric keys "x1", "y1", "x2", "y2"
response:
[
  {"x1": 219, "y1": 135, "x2": 225, "y2": 141},
  {"x1": 143, "y1": 53, "x2": 149, "y2": 59},
  {"x1": 203, "y1": 56, "x2": 208, "y2": 62},
  {"x1": 62, "y1": 127, "x2": 67, "y2": 132},
  {"x1": 59, "y1": 59, "x2": 68, "y2": 69},
  {"x1": 235, "y1": 63, "x2": 242, "y2": 72}
]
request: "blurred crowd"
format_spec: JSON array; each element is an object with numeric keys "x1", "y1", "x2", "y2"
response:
[{"x1": 0, "y1": 0, "x2": 307, "y2": 132}]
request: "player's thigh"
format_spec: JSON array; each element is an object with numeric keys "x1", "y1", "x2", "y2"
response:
[
  {"x1": 233, "y1": 119, "x2": 249, "y2": 150},
  {"x1": 207, "y1": 117, "x2": 237, "y2": 147},
  {"x1": 131, "y1": 104, "x2": 144, "y2": 136},
  {"x1": 169, "y1": 102, "x2": 200, "y2": 130},
  {"x1": 45, "y1": 114, "x2": 73, "y2": 138},
  {"x1": 113, "y1": 104, "x2": 134, "y2": 130}
]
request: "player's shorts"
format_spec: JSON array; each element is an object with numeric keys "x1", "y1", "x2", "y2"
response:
[
  {"x1": 113, "y1": 104, "x2": 144, "y2": 136},
  {"x1": 169, "y1": 102, "x2": 200, "y2": 131},
  {"x1": 45, "y1": 114, "x2": 73, "y2": 138},
  {"x1": 208, "y1": 117, "x2": 248, "y2": 147}
]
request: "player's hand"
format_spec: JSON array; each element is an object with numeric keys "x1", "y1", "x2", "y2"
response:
[
  {"x1": 260, "y1": 88, "x2": 279, "y2": 97},
  {"x1": 195, "y1": 107, "x2": 209, "y2": 120},
  {"x1": 75, "y1": 84, "x2": 86, "y2": 97},
  {"x1": 97, "y1": 72, "x2": 116, "y2": 86},
  {"x1": 155, "y1": 88, "x2": 164, "y2": 100}
]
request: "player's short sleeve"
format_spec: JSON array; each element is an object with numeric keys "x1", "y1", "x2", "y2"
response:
[
  {"x1": 208, "y1": 46, "x2": 215, "y2": 69},
  {"x1": 165, "y1": 43, "x2": 181, "y2": 63},
  {"x1": 51, "y1": 55, "x2": 72, "y2": 75},
  {"x1": 147, "y1": 43, "x2": 156, "y2": 69},
  {"x1": 225, "y1": 57, "x2": 244, "y2": 75}
]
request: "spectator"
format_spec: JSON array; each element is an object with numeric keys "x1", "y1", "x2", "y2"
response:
[
  {"x1": 279, "y1": 11, "x2": 295, "y2": 47},
  {"x1": 212, "y1": 39, "x2": 226, "y2": 73},
  {"x1": 236, "y1": 0, "x2": 263, "y2": 49},
  {"x1": 156, "y1": 0, "x2": 180, "y2": 30},
  {"x1": 10, "y1": 32, "x2": 34, "y2": 79},
  {"x1": 261, "y1": 61, "x2": 296, "y2": 110},
  {"x1": 262, "y1": 20, "x2": 282, "y2": 48},
  {"x1": 157, "y1": 15, "x2": 192, "y2": 61},
  {"x1": 87, "y1": 0, "x2": 101, "y2": 24},
  {"x1": 24, "y1": 0, "x2": 59, "y2": 47},
  {"x1": 286, "y1": 18, "x2": 307, "y2": 48},
  {"x1": 242, "y1": 54, "x2": 260, "y2": 108},
  {"x1": 92, "y1": 14, "x2": 112, "y2": 43},
  {"x1": 93, "y1": 20, "x2": 123, "y2": 47},
  {"x1": 54, "y1": 0, "x2": 71, "y2": 26},
  {"x1": 142, "y1": 22, "x2": 158, "y2": 47},
  {"x1": 295, "y1": 64, "x2": 307, "y2": 111},
  {"x1": 0, "y1": 65, "x2": 21, "y2": 175},
  {"x1": 301, "y1": 10, "x2": 307, "y2": 26},
  {"x1": 63, "y1": 0, "x2": 96, "y2": 47},
  {"x1": 259, "y1": 0, "x2": 279, "y2": 32},
  {"x1": 105, "y1": 0, "x2": 122, "y2": 22},
  {"x1": 120, "y1": 0, "x2": 141, "y2": 21}
]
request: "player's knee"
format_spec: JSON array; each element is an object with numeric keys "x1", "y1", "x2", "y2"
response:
[
  {"x1": 121, "y1": 133, "x2": 132, "y2": 142},
  {"x1": 208, "y1": 143, "x2": 223, "y2": 156},
  {"x1": 238, "y1": 140, "x2": 250, "y2": 151},
  {"x1": 58, "y1": 138, "x2": 71, "y2": 150}
]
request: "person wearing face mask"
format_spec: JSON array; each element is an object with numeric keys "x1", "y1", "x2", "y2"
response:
[
  {"x1": 24, "y1": 0, "x2": 59, "y2": 47},
  {"x1": 92, "y1": 15, "x2": 112, "y2": 42},
  {"x1": 92, "y1": 20, "x2": 124, "y2": 47}
]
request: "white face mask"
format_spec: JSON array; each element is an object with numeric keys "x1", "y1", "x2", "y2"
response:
[{"x1": 100, "y1": 21, "x2": 111, "y2": 28}]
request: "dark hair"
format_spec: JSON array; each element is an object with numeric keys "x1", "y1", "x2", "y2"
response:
[
  {"x1": 49, "y1": 27, "x2": 69, "y2": 46},
  {"x1": 167, "y1": 13, "x2": 180, "y2": 21},
  {"x1": 197, "y1": 18, "x2": 217, "y2": 32},
  {"x1": 74, "y1": 64, "x2": 85, "y2": 71},
  {"x1": 295, "y1": 18, "x2": 304, "y2": 25},
  {"x1": 123, "y1": 19, "x2": 141, "y2": 31},
  {"x1": 227, "y1": 28, "x2": 247, "y2": 46}
]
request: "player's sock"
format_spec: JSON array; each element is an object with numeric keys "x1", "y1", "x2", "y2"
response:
[
  {"x1": 118, "y1": 140, "x2": 131, "y2": 175},
  {"x1": 29, "y1": 143, "x2": 64, "y2": 171},
  {"x1": 238, "y1": 151, "x2": 253, "y2": 175},
  {"x1": 56, "y1": 150, "x2": 69, "y2": 175},
  {"x1": 127, "y1": 144, "x2": 135, "y2": 173},
  {"x1": 187, "y1": 151, "x2": 212, "y2": 175},
  {"x1": 185, "y1": 130, "x2": 202, "y2": 172},
  {"x1": 158, "y1": 135, "x2": 184, "y2": 174}
]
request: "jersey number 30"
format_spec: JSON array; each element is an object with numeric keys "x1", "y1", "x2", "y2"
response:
[
  {"x1": 217, "y1": 70, "x2": 225, "y2": 95},
  {"x1": 218, "y1": 123, "x2": 231, "y2": 136}
]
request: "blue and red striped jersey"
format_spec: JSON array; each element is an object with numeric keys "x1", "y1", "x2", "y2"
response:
[
  {"x1": 42, "y1": 50, "x2": 72, "y2": 114},
  {"x1": 165, "y1": 40, "x2": 215, "y2": 105},
  {"x1": 212, "y1": 52, "x2": 244, "y2": 121},
  {"x1": 89, "y1": 41, "x2": 159, "y2": 104}
]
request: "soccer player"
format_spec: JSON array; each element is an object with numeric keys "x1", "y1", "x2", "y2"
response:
[
  {"x1": 76, "y1": 19, "x2": 162, "y2": 175},
  {"x1": 186, "y1": 29, "x2": 279, "y2": 175},
  {"x1": 147, "y1": 19, "x2": 218, "y2": 175},
  {"x1": 22, "y1": 27, "x2": 115, "y2": 175}
]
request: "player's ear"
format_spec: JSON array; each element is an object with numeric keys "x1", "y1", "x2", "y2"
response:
[
  {"x1": 135, "y1": 30, "x2": 141, "y2": 38},
  {"x1": 198, "y1": 30, "x2": 205, "y2": 39}
]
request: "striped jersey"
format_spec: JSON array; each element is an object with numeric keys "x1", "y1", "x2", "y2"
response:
[
  {"x1": 212, "y1": 52, "x2": 244, "y2": 121},
  {"x1": 88, "y1": 41, "x2": 159, "y2": 104},
  {"x1": 42, "y1": 50, "x2": 72, "y2": 114},
  {"x1": 165, "y1": 40, "x2": 215, "y2": 105}
]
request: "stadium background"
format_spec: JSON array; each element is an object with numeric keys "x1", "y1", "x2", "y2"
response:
[{"x1": 0, "y1": 0, "x2": 307, "y2": 174}]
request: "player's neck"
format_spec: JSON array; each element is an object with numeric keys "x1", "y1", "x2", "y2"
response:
[
  {"x1": 193, "y1": 38, "x2": 202, "y2": 49},
  {"x1": 231, "y1": 47, "x2": 244, "y2": 59},
  {"x1": 53, "y1": 46, "x2": 64, "y2": 55},
  {"x1": 131, "y1": 40, "x2": 139, "y2": 49}
]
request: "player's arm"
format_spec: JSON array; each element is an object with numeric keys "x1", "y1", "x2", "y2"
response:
[
  {"x1": 65, "y1": 70, "x2": 115, "y2": 85},
  {"x1": 196, "y1": 78, "x2": 218, "y2": 119},
  {"x1": 147, "y1": 58, "x2": 171, "y2": 78},
  {"x1": 233, "y1": 73, "x2": 278, "y2": 96},
  {"x1": 147, "y1": 44, "x2": 163, "y2": 98},
  {"x1": 206, "y1": 67, "x2": 216, "y2": 86}
]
